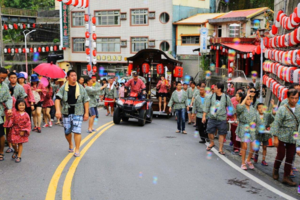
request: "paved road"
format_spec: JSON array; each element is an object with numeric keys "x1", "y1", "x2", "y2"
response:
[{"x1": 0, "y1": 109, "x2": 298, "y2": 200}]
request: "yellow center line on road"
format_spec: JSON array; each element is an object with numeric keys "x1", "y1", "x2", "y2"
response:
[
  {"x1": 45, "y1": 121, "x2": 113, "y2": 200},
  {"x1": 62, "y1": 124, "x2": 115, "y2": 200}
]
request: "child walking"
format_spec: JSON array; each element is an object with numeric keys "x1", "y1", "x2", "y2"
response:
[
  {"x1": 254, "y1": 101, "x2": 275, "y2": 166},
  {"x1": 5, "y1": 99, "x2": 31, "y2": 163}
]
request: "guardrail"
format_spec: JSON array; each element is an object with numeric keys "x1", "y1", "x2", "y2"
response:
[{"x1": 1, "y1": 7, "x2": 38, "y2": 17}]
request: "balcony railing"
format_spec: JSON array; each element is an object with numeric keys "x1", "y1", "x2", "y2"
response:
[
  {"x1": 210, "y1": 37, "x2": 256, "y2": 44},
  {"x1": 1, "y1": 7, "x2": 38, "y2": 17}
]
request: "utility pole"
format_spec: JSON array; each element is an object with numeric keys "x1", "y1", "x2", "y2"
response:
[{"x1": 0, "y1": 6, "x2": 4, "y2": 68}]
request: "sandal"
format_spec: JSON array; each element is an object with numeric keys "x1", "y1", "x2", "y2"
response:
[
  {"x1": 176, "y1": 130, "x2": 181, "y2": 133},
  {"x1": 15, "y1": 157, "x2": 22, "y2": 163},
  {"x1": 234, "y1": 150, "x2": 239, "y2": 154},
  {"x1": 182, "y1": 131, "x2": 187, "y2": 134},
  {"x1": 206, "y1": 145, "x2": 215, "y2": 151},
  {"x1": 241, "y1": 164, "x2": 247, "y2": 170},
  {"x1": 292, "y1": 167, "x2": 298, "y2": 172},
  {"x1": 106, "y1": 113, "x2": 110, "y2": 116},
  {"x1": 246, "y1": 161, "x2": 255, "y2": 169},
  {"x1": 12, "y1": 152, "x2": 18, "y2": 159},
  {"x1": 6, "y1": 148, "x2": 14, "y2": 153},
  {"x1": 74, "y1": 153, "x2": 80, "y2": 157},
  {"x1": 219, "y1": 151, "x2": 226, "y2": 156},
  {"x1": 0, "y1": 154, "x2": 4, "y2": 161},
  {"x1": 68, "y1": 148, "x2": 74, "y2": 153}
]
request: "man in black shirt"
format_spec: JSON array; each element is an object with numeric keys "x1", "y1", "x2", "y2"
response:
[{"x1": 55, "y1": 70, "x2": 89, "y2": 157}]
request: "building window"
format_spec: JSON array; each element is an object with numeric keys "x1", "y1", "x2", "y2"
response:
[
  {"x1": 160, "y1": 41, "x2": 170, "y2": 51},
  {"x1": 73, "y1": 38, "x2": 85, "y2": 52},
  {"x1": 96, "y1": 38, "x2": 121, "y2": 52},
  {"x1": 131, "y1": 9, "x2": 148, "y2": 25},
  {"x1": 181, "y1": 36, "x2": 199, "y2": 44},
  {"x1": 160, "y1": 12, "x2": 170, "y2": 24},
  {"x1": 72, "y1": 12, "x2": 84, "y2": 26},
  {"x1": 131, "y1": 37, "x2": 148, "y2": 52},
  {"x1": 229, "y1": 24, "x2": 240, "y2": 37},
  {"x1": 95, "y1": 10, "x2": 120, "y2": 26},
  {"x1": 218, "y1": 25, "x2": 222, "y2": 37}
]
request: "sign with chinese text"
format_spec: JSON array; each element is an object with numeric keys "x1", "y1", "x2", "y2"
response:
[
  {"x1": 62, "y1": 3, "x2": 70, "y2": 47},
  {"x1": 200, "y1": 28, "x2": 208, "y2": 53}
]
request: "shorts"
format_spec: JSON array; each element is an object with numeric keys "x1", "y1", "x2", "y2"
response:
[
  {"x1": 0, "y1": 118, "x2": 4, "y2": 137},
  {"x1": 62, "y1": 114, "x2": 83, "y2": 135},
  {"x1": 104, "y1": 98, "x2": 114, "y2": 108},
  {"x1": 261, "y1": 140, "x2": 269, "y2": 146},
  {"x1": 206, "y1": 119, "x2": 227, "y2": 135},
  {"x1": 34, "y1": 102, "x2": 42, "y2": 110},
  {"x1": 89, "y1": 107, "x2": 97, "y2": 117},
  {"x1": 158, "y1": 93, "x2": 167, "y2": 98}
]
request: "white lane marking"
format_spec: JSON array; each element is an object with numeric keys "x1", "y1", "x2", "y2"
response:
[{"x1": 209, "y1": 145, "x2": 297, "y2": 200}]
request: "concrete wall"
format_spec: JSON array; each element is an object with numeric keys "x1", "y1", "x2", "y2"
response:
[{"x1": 64, "y1": 0, "x2": 173, "y2": 64}]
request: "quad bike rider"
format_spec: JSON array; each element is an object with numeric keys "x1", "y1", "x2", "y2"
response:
[{"x1": 113, "y1": 71, "x2": 153, "y2": 126}]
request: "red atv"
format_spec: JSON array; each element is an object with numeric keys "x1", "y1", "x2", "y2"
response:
[{"x1": 113, "y1": 91, "x2": 153, "y2": 126}]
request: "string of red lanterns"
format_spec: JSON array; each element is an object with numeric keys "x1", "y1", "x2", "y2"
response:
[
  {"x1": 3, "y1": 45, "x2": 62, "y2": 54},
  {"x1": 2, "y1": 23, "x2": 36, "y2": 30}
]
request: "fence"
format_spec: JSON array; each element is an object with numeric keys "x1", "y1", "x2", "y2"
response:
[{"x1": 1, "y1": 7, "x2": 37, "y2": 17}]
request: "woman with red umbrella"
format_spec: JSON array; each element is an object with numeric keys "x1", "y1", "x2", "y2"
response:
[{"x1": 30, "y1": 74, "x2": 47, "y2": 133}]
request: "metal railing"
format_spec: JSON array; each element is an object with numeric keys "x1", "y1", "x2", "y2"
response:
[{"x1": 1, "y1": 7, "x2": 38, "y2": 17}]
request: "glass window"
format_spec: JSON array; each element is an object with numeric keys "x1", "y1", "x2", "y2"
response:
[
  {"x1": 229, "y1": 24, "x2": 240, "y2": 37},
  {"x1": 160, "y1": 12, "x2": 170, "y2": 23},
  {"x1": 97, "y1": 38, "x2": 121, "y2": 52},
  {"x1": 131, "y1": 37, "x2": 148, "y2": 52},
  {"x1": 72, "y1": 38, "x2": 85, "y2": 52},
  {"x1": 160, "y1": 41, "x2": 170, "y2": 51},
  {"x1": 72, "y1": 12, "x2": 84, "y2": 26},
  {"x1": 95, "y1": 10, "x2": 120, "y2": 26},
  {"x1": 131, "y1": 9, "x2": 148, "y2": 25},
  {"x1": 181, "y1": 36, "x2": 199, "y2": 44}
]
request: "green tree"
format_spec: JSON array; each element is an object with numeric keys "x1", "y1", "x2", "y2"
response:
[{"x1": 1, "y1": 0, "x2": 55, "y2": 10}]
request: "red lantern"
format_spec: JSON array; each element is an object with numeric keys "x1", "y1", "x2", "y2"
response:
[
  {"x1": 85, "y1": 31, "x2": 90, "y2": 38},
  {"x1": 46, "y1": 46, "x2": 49, "y2": 52},
  {"x1": 272, "y1": 25, "x2": 278, "y2": 35},
  {"x1": 87, "y1": 64, "x2": 92, "y2": 71},
  {"x1": 256, "y1": 45, "x2": 261, "y2": 54},
  {"x1": 156, "y1": 64, "x2": 164, "y2": 74},
  {"x1": 53, "y1": 46, "x2": 57, "y2": 51},
  {"x1": 92, "y1": 17, "x2": 96, "y2": 24},
  {"x1": 128, "y1": 63, "x2": 133, "y2": 75},
  {"x1": 15, "y1": 48, "x2": 18, "y2": 53},
  {"x1": 93, "y1": 66, "x2": 97, "y2": 73},
  {"x1": 228, "y1": 68, "x2": 233, "y2": 73},
  {"x1": 210, "y1": 46, "x2": 213, "y2": 50},
  {"x1": 84, "y1": 14, "x2": 89, "y2": 22},
  {"x1": 225, "y1": 49, "x2": 228, "y2": 54},
  {"x1": 32, "y1": 23, "x2": 36, "y2": 28},
  {"x1": 7, "y1": 48, "x2": 11, "y2": 53},
  {"x1": 3, "y1": 24, "x2": 8, "y2": 30},
  {"x1": 142, "y1": 63, "x2": 150, "y2": 74},
  {"x1": 92, "y1": 33, "x2": 97, "y2": 40},
  {"x1": 297, "y1": 50, "x2": 300, "y2": 65},
  {"x1": 86, "y1": 48, "x2": 90, "y2": 55},
  {"x1": 214, "y1": 46, "x2": 217, "y2": 50},
  {"x1": 30, "y1": 48, "x2": 33, "y2": 53},
  {"x1": 62, "y1": 47, "x2": 66, "y2": 50},
  {"x1": 220, "y1": 46, "x2": 223, "y2": 50},
  {"x1": 22, "y1": 48, "x2": 26, "y2": 53},
  {"x1": 92, "y1": 50, "x2": 97, "y2": 57},
  {"x1": 252, "y1": 49, "x2": 256, "y2": 56},
  {"x1": 247, "y1": 53, "x2": 250, "y2": 58},
  {"x1": 22, "y1": 24, "x2": 26, "y2": 29},
  {"x1": 174, "y1": 66, "x2": 184, "y2": 78},
  {"x1": 38, "y1": 47, "x2": 41, "y2": 52},
  {"x1": 13, "y1": 23, "x2": 18, "y2": 30}
]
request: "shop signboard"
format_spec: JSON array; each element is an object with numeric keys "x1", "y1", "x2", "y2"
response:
[
  {"x1": 62, "y1": 3, "x2": 70, "y2": 47},
  {"x1": 200, "y1": 27, "x2": 208, "y2": 53}
]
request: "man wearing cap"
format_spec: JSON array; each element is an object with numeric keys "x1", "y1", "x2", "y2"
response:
[
  {"x1": 0, "y1": 68, "x2": 12, "y2": 161},
  {"x1": 125, "y1": 71, "x2": 146, "y2": 94}
]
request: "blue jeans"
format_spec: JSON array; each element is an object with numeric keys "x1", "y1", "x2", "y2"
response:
[{"x1": 175, "y1": 108, "x2": 186, "y2": 131}]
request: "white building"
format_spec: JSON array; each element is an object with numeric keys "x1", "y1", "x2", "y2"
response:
[{"x1": 64, "y1": 0, "x2": 173, "y2": 78}]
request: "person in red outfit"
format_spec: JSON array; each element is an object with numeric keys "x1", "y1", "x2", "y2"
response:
[
  {"x1": 17, "y1": 73, "x2": 35, "y2": 119},
  {"x1": 6, "y1": 99, "x2": 31, "y2": 163},
  {"x1": 125, "y1": 71, "x2": 146, "y2": 94},
  {"x1": 42, "y1": 82, "x2": 54, "y2": 128},
  {"x1": 156, "y1": 75, "x2": 170, "y2": 112}
]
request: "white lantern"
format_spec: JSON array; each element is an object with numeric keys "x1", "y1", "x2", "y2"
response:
[
  {"x1": 59, "y1": 45, "x2": 62, "y2": 50},
  {"x1": 250, "y1": 53, "x2": 253, "y2": 57},
  {"x1": 85, "y1": 40, "x2": 90, "y2": 46},
  {"x1": 27, "y1": 24, "x2": 30, "y2": 28},
  {"x1": 228, "y1": 73, "x2": 232, "y2": 78},
  {"x1": 85, "y1": 24, "x2": 89, "y2": 30},
  {"x1": 9, "y1": 24, "x2": 13, "y2": 29},
  {"x1": 4, "y1": 48, "x2": 7, "y2": 53},
  {"x1": 92, "y1": 42, "x2": 96, "y2": 48},
  {"x1": 11, "y1": 48, "x2": 14, "y2": 54},
  {"x1": 222, "y1": 48, "x2": 225, "y2": 52},
  {"x1": 244, "y1": 54, "x2": 247, "y2": 59},
  {"x1": 92, "y1": 25, "x2": 96, "y2": 32},
  {"x1": 34, "y1": 47, "x2": 37, "y2": 53},
  {"x1": 50, "y1": 46, "x2": 53, "y2": 51},
  {"x1": 26, "y1": 48, "x2": 29, "y2": 53},
  {"x1": 42, "y1": 47, "x2": 45, "y2": 52},
  {"x1": 237, "y1": 54, "x2": 240, "y2": 59},
  {"x1": 19, "y1": 48, "x2": 22, "y2": 53},
  {"x1": 217, "y1": 46, "x2": 219, "y2": 50},
  {"x1": 93, "y1": 59, "x2": 97, "y2": 64},
  {"x1": 87, "y1": 56, "x2": 90, "y2": 62}
]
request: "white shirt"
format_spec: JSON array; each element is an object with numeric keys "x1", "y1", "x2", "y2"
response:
[{"x1": 291, "y1": 107, "x2": 296, "y2": 113}]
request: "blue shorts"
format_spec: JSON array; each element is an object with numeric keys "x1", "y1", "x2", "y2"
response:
[
  {"x1": 63, "y1": 114, "x2": 83, "y2": 135},
  {"x1": 89, "y1": 107, "x2": 97, "y2": 117}
]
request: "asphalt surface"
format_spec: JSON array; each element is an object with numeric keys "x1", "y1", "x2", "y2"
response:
[{"x1": 0, "y1": 108, "x2": 299, "y2": 200}]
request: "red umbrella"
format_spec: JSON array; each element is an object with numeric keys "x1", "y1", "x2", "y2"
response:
[{"x1": 33, "y1": 62, "x2": 66, "y2": 78}]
